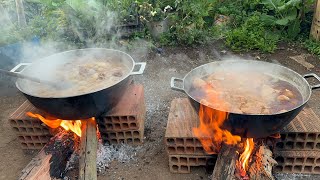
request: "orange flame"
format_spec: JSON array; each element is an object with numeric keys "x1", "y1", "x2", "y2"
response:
[
  {"x1": 26, "y1": 112, "x2": 85, "y2": 137},
  {"x1": 192, "y1": 79, "x2": 256, "y2": 176},
  {"x1": 193, "y1": 103, "x2": 241, "y2": 153},
  {"x1": 239, "y1": 138, "x2": 255, "y2": 172}
]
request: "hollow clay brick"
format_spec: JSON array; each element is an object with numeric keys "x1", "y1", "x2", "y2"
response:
[
  {"x1": 275, "y1": 105, "x2": 320, "y2": 151},
  {"x1": 97, "y1": 84, "x2": 146, "y2": 132},
  {"x1": 169, "y1": 154, "x2": 216, "y2": 174},
  {"x1": 165, "y1": 98, "x2": 210, "y2": 155},
  {"x1": 273, "y1": 150, "x2": 320, "y2": 174}
]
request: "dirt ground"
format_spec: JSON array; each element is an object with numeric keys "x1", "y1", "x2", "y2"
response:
[{"x1": 0, "y1": 41, "x2": 319, "y2": 180}]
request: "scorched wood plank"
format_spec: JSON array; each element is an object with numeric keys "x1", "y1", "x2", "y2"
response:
[{"x1": 79, "y1": 118, "x2": 97, "y2": 180}]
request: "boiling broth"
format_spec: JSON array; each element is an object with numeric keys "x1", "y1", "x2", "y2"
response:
[
  {"x1": 25, "y1": 59, "x2": 130, "y2": 98},
  {"x1": 189, "y1": 71, "x2": 303, "y2": 114}
]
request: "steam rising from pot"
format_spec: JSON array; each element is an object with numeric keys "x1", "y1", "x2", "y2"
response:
[{"x1": 0, "y1": 1, "x2": 151, "y2": 96}]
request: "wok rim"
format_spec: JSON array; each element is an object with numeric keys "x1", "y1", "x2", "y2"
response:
[
  {"x1": 16, "y1": 48, "x2": 136, "y2": 98},
  {"x1": 181, "y1": 59, "x2": 312, "y2": 116}
]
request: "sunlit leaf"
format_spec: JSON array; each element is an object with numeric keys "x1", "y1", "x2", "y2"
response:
[
  {"x1": 275, "y1": 18, "x2": 289, "y2": 25},
  {"x1": 278, "y1": 0, "x2": 302, "y2": 11}
]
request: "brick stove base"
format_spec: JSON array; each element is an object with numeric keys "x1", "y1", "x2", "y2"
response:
[
  {"x1": 165, "y1": 98, "x2": 320, "y2": 175},
  {"x1": 9, "y1": 101, "x2": 52, "y2": 149},
  {"x1": 165, "y1": 98, "x2": 215, "y2": 173},
  {"x1": 169, "y1": 154, "x2": 216, "y2": 173},
  {"x1": 98, "y1": 84, "x2": 146, "y2": 145},
  {"x1": 9, "y1": 83, "x2": 146, "y2": 149},
  {"x1": 274, "y1": 150, "x2": 320, "y2": 174},
  {"x1": 276, "y1": 105, "x2": 320, "y2": 151}
]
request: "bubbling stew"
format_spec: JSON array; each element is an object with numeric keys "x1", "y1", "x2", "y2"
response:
[
  {"x1": 189, "y1": 71, "x2": 303, "y2": 114},
  {"x1": 26, "y1": 59, "x2": 130, "y2": 98}
]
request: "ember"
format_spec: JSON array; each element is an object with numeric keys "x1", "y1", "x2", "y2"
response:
[{"x1": 26, "y1": 112, "x2": 87, "y2": 137}]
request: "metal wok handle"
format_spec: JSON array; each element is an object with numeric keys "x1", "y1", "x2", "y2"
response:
[
  {"x1": 304, "y1": 73, "x2": 320, "y2": 89},
  {"x1": 131, "y1": 62, "x2": 146, "y2": 75},
  {"x1": 170, "y1": 77, "x2": 185, "y2": 92},
  {"x1": 10, "y1": 63, "x2": 31, "y2": 73}
]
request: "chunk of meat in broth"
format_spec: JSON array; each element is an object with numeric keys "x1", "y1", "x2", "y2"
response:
[
  {"x1": 282, "y1": 89, "x2": 294, "y2": 98},
  {"x1": 240, "y1": 101, "x2": 270, "y2": 114},
  {"x1": 277, "y1": 95, "x2": 290, "y2": 101}
]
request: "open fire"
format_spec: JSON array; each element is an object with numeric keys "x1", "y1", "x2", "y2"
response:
[
  {"x1": 238, "y1": 138, "x2": 255, "y2": 177},
  {"x1": 26, "y1": 112, "x2": 89, "y2": 137},
  {"x1": 193, "y1": 104, "x2": 256, "y2": 177},
  {"x1": 193, "y1": 84, "x2": 261, "y2": 180}
]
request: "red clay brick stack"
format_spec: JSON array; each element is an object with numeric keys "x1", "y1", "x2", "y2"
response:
[
  {"x1": 97, "y1": 84, "x2": 146, "y2": 145},
  {"x1": 165, "y1": 98, "x2": 216, "y2": 173},
  {"x1": 273, "y1": 105, "x2": 320, "y2": 174},
  {"x1": 9, "y1": 101, "x2": 53, "y2": 149}
]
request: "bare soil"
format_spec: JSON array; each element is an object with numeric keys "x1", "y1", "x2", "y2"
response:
[{"x1": 0, "y1": 40, "x2": 319, "y2": 180}]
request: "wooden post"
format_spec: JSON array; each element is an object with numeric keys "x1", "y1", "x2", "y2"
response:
[
  {"x1": 15, "y1": 0, "x2": 27, "y2": 27},
  {"x1": 79, "y1": 118, "x2": 97, "y2": 180},
  {"x1": 19, "y1": 131, "x2": 77, "y2": 180},
  {"x1": 310, "y1": 0, "x2": 320, "y2": 41}
]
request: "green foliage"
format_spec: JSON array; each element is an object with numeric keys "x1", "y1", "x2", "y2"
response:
[
  {"x1": 137, "y1": 2, "x2": 172, "y2": 22},
  {"x1": 1, "y1": 0, "x2": 318, "y2": 54},
  {"x1": 21, "y1": 0, "x2": 140, "y2": 46},
  {"x1": 304, "y1": 39, "x2": 320, "y2": 57},
  {"x1": 226, "y1": 15, "x2": 279, "y2": 52},
  {"x1": 158, "y1": 0, "x2": 217, "y2": 45},
  {"x1": 214, "y1": 0, "x2": 316, "y2": 52},
  {"x1": 0, "y1": 26, "x2": 22, "y2": 46}
]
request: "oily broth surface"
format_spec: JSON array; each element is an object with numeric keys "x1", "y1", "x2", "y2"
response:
[
  {"x1": 189, "y1": 71, "x2": 303, "y2": 114},
  {"x1": 26, "y1": 58, "x2": 130, "y2": 97}
]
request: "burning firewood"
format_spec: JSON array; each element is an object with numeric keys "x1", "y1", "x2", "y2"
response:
[
  {"x1": 248, "y1": 145, "x2": 277, "y2": 180},
  {"x1": 212, "y1": 144, "x2": 238, "y2": 180},
  {"x1": 19, "y1": 117, "x2": 98, "y2": 180},
  {"x1": 212, "y1": 143, "x2": 277, "y2": 180},
  {"x1": 19, "y1": 130, "x2": 78, "y2": 180}
]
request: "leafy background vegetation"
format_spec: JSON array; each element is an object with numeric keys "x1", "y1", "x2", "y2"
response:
[{"x1": 1, "y1": 0, "x2": 320, "y2": 56}]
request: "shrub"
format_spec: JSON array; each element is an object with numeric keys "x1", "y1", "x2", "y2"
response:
[{"x1": 225, "y1": 15, "x2": 279, "y2": 52}]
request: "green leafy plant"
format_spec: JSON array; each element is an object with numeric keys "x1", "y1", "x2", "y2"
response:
[
  {"x1": 137, "y1": 2, "x2": 172, "y2": 22},
  {"x1": 158, "y1": 0, "x2": 217, "y2": 45},
  {"x1": 23, "y1": 0, "x2": 141, "y2": 46},
  {"x1": 226, "y1": 14, "x2": 279, "y2": 52},
  {"x1": 214, "y1": 0, "x2": 316, "y2": 52},
  {"x1": 304, "y1": 39, "x2": 320, "y2": 57}
]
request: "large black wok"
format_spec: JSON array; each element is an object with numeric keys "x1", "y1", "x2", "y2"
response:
[
  {"x1": 11, "y1": 48, "x2": 146, "y2": 120},
  {"x1": 171, "y1": 60, "x2": 320, "y2": 138}
]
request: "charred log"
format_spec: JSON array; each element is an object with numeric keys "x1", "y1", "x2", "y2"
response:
[
  {"x1": 248, "y1": 145, "x2": 277, "y2": 180},
  {"x1": 212, "y1": 143, "x2": 277, "y2": 180},
  {"x1": 212, "y1": 144, "x2": 238, "y2": 180},
  {"x1": 19, "y1": 130, "x2": 78, "y2": 180}
]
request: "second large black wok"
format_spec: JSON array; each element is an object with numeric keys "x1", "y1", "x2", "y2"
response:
[{"x1": 171, "y1": 60, "x2": 320, "y2": 138}]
